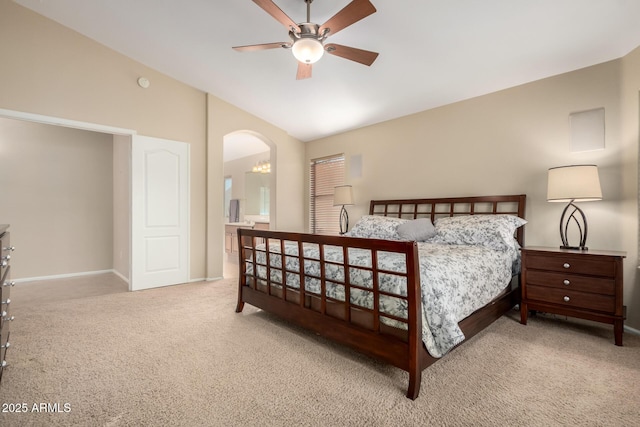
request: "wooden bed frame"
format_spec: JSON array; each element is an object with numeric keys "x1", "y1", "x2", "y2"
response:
[{"x1": 235, "y1": 194, "x2": 526, "y2": 399}]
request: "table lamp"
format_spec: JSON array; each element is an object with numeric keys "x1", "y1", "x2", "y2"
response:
[{"x1": 547, "y1": 165, "x2": 602, "y2": 250}]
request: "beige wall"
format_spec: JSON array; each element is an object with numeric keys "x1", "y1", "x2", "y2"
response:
[
  {"x1": 112, "y1": 135, "x2": 131, "y2": 280},
  {"x1": 306, "y1": 58, "x2": 640, "y2": 330},
  {"x1": 620, "y1": 45, "x2": 640, "y2": 331},
  {"x1": 0, "y1": 0, "x2": 208, "y2": 280},
  {"x1": 0, "y1": 117, "x2": 113, "y2": 278}
]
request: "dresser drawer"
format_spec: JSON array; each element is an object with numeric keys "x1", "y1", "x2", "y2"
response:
[
  {"x1": 526, "y1": 269, "x2": 615, "y2": 295},
  {"x1": 0, "y1": 329, "x2": 8, "y2": 381},
  {"x1": 0, "y1": 327, "x2": 8, "y2": 360},
  {"x1": 1, "y1": 265, "x2": 10, "y2": 297},
  {"x1": 526, "y1": 285, "x2": 615, "y2": 313},
  {"x1": 1, "y1": 266, "x2": 10, "y2": 320},
  {"x1": 0, "y1": 304, "x2": 10, "y2": 331},
  {"x1": 1, "y1": 233, "x2": 10, "y2": 274},
  {"x1": 0, "y1": 324, "x2": 9, "y2": 378},
  {"x1": 0, "y1": 279, "x2": 11, "y2": 331},
  {"x1": 0, "y1": 255, "x2": 9, "y2": 278}
]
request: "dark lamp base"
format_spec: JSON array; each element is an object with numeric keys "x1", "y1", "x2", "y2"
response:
[{"x1": 558, "y1": 201, "x2": 590, "y2": 252}]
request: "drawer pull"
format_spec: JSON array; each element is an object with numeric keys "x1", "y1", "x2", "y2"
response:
[
  {"x1": 1, "y1": 261, "x2": 6, "y2": 268},
  {"x1": 2, "y1": 281, "x2": 15, "y2": 287},
  {"x1": 1, "y1": 361, "x2": 6, "y2": 368},
  {"x1": 2, "y1": 246, "x2": 15, "y2": 252},
  {"x1": 1, "y1": 298, "x2": 9, "y2": 305},
  {"x1": 1, "y1": 255, "x2": 10, "y2": 261},
  {"x1": 563, "y1": 263, "x2": 570, "y2": 269},
  {"x1": 563, "y1": 279, "x2": 570, "y2": 285},
  {"x1": 0, "y1": 342, "x2": 8, "y2": 349},
  {"x1": 563, "y1": 296, "x2": 570, "y2": 302}
]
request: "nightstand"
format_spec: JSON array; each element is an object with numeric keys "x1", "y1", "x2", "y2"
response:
[{"x1": 520, "y1": 246, "x2": 626, "y2": 346}]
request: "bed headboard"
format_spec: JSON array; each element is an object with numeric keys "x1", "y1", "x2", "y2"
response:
[{"x1": 369, "y1": 194, "x2": 527, "y2": 246}]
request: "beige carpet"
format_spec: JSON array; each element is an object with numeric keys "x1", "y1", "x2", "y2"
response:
[{"x1": 1, "y1": 276, "x2": 639, "y2": 426}]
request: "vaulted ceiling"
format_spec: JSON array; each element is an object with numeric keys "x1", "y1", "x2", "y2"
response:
[{"x1": 15, "y1": 0, "x2": 640, "y2": 143}]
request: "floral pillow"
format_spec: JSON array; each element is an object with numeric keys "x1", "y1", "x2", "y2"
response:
[
  {"x1": 344, "y1": 215, "x2": 409, "y2": 240},
  {"x1": 430, "y1": 214, "x2": 527, "y2": 251}
]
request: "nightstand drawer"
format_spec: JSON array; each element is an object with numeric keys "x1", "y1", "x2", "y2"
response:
[
  {"x1": 526, "y1": 285, "x2": 615, "y2": 313},
  {"x1": 526, "y1": 270, "x2": 615, "y2": 295},
  {"x1": 525, "y1": 254, "x2": 615, "y2": 277}
]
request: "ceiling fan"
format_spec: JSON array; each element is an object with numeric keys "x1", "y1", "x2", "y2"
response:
[{"x1": 233, "y1": 0, "x2": 379, "y2": 80}]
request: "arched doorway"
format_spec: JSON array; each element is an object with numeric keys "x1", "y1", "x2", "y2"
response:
[{"x1": 222, "y1": 130, "x2": 276, "y2": 277}]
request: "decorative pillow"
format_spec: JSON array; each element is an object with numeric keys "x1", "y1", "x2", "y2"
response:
[
  {"x1": 431, "y1": 215, "x2": 527, "y2": 251},
  {"x1": 396, "y1": 218, "x2": 436, "y2": 242},
  {"x1": 344, "y1": 215, "x2": 409, "y2": 240}
]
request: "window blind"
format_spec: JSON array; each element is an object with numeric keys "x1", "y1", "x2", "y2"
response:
[{"x1": 309, "y1": 154, "x2": 345, "y2": 235}]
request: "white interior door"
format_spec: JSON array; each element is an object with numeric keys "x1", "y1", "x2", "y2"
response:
[{"x1": 131, "y1": 135, "x2": 189, "y2": 291}]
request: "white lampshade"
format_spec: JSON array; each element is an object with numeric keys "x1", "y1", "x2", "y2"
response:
[
  {"x1": 547, "y1": 165, "x2": 602, "y2": 202},
  {"x1": 333, "y1": 185, "x2": 354, "y2": 206},
  {"x1": 292, "y1": 38, "x2": 324, "y2": 64}
]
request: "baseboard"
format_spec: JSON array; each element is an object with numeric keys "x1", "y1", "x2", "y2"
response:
[
  {"x1": 625, "y1": 325, "x2": 640, "y2": 336},
  {"x1": 112, "y1": 269, "x2": 130, "y2": 284},
  {"x1": 13, "y1": 269, "x2": 117, "y2": 284},
  {"x1": 14, "y1": 271, "x2": 219, "y2": 286}
]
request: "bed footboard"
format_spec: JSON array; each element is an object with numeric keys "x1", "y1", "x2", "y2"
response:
[{"x1": 235, "y1": 229, "x2": 424, "y2": 398}]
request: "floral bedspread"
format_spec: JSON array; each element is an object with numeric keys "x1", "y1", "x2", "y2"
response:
[{"x1": 247, "y1": 242, "x2": 519, "y2": 358}]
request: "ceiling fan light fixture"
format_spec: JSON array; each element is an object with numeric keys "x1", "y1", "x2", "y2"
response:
[{"x1": 292, "y1": 38, "x2": 324, "y2": 64}]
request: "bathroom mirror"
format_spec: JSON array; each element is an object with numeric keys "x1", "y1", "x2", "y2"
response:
[{"x1": 244, "y1": 171, "x2": 270, "y2": 216}]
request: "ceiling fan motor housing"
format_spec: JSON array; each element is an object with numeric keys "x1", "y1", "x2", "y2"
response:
[{"x1": 290, "y1": 23, "x2": 325, "y2": 63}]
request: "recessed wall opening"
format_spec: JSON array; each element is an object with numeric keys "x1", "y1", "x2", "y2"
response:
[
  {"x1": 222, "y1": 131, "x2": 275, "y2": 278},
  {"x1": 0, "y1": 110, "x2": 133, "y2": 290}
]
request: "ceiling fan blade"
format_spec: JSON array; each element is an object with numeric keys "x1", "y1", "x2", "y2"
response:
[
  {"x1": 325, "y1": 44, "x2": 379, "y2": 66},
  {"x1": 233, "y1": 42, "x2": 290, "y2": 52},
  {"x1": 296, "y1": 62, "x2": 312, "y2": 80},
  {"x1": 319, "y1": 0, "x2": 376, "y2": 37},
  {"x1": 252, "y1": 0, "x2": 300, "y2": 32}
]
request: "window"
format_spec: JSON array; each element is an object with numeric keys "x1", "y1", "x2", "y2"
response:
[{"x1": 309, "y1": 154, "x2": 345, "y2": 234}]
